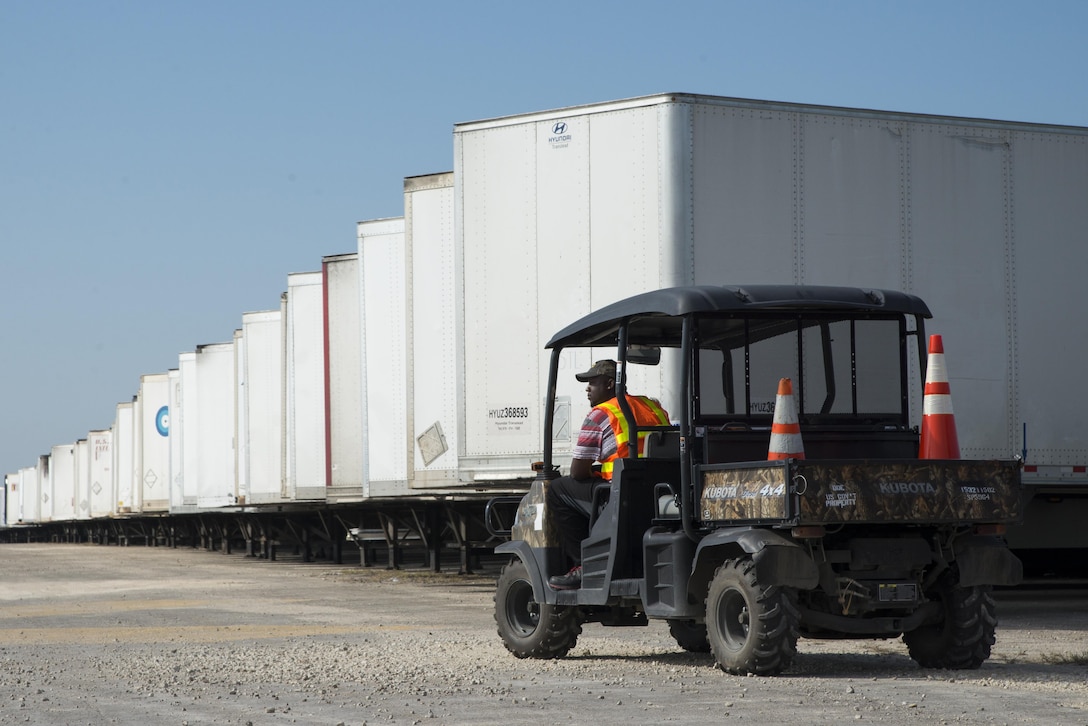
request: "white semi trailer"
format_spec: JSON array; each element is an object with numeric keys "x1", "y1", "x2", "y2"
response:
[
  {"x1": 5, "y1": 93, "x2": 1085, "y2": 565},
  {"x1": 240, "y1": 309, "x2": 285, "y2": 505},
  {"x1": 445, "y1": 93, "x2": 1087, "y2": 557},
  {"x1": 136, "y1": 373, "x2": 171, "y2": 512},
  {"x1": 87, "y1": 429, "x2": 113, "y2": 519},
  {"x1": 48, "y1": 443, "x2": 76, "y2": 522},
  {"x1": 284, "y1": 271, "x2": 327, "y2": 503}
]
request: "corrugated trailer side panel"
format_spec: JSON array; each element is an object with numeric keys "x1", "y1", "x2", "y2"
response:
[
  {"x1": 14, "y1": 467, "x2": 33, "y2": 523},
  {"x1": 195, "y1": 343, "x2": 237, "y2": 508},
  {"x1": 242, "y1": 310, "x2": 285, "y2": 504},
  {"x1": 38, "y1": 453, "x2": 54, "y2": 522},
  {"x1": 686, "y1": 99, "x2": 1088, "y2": 471},
  {"x1": 1, "y1": 472, "x2": 10, "y2": 527},
  {"x1": 455, "y1": 104, "x2": 709, "y2": 478},
  {"x1": 457, "y1": 123, "x2": 543, "y2": 470},
  {"x1": 13, "y1": 469, "x2": 25, "y2": 525},
  {"x1": 690, "y1": 105, "x2": 919, "y2": 423},
  {"x1": 1010, "y1": 131, "x2": 1088, "y2": 469},
  {"x1": 75, "y1": 439, "x2": 90, "y2": 520},
  {"x1": 456, "y1": 111, "x2": 669, "y2": 481},
  {"x1": 582, "y1": 106, "x2": 679, "y2": 401},
  {"x1": 284, "y1": 272, "x2": 326, "y2": 501},
  {"x1": 50, "y1": 444, "x2": 77, "y2": 522},
  {"x1": 690, "y1": 105, "x2": 798, "y2": 283},
  {"x1": 113, "y1": 401, "x2": 136, "y2": 514},
  {"x1": 173, "y1": 352, "x2": 199, "y2": 511},
  {"x1": 10, "y1": 471, "x2": 19, "y2": 525},
  {"x1": 15, "y1": 466, "x2": 32, "y2": 523},
  {"x1": 687, "y1": 105, "x2": 1005, "y2": 433},
  {"x1": 584, "y1": 104, "x2": 680, "y2": 304},
  {"x1": 906, "y1": 122, "x2": 1014, "y2": 458},
  {"x1": 1002, "y1": 131, "x2": 1088, "y2": 551},
  {"x1": 24, "y1": 458, "x2": 44, "y2": 523},
  {"x1": 166, "y1": 367, "x2": 183, "y2": 511},
  {"x1": 13, "y1": 469, "x2": 28, "y2": 524},
  {"x1": 358, "y1": 218, "x2": 409, "y2": 496},
  {"x1": 233, "y1": 328, "x2": 249, "y2": 504},
  {"x1": 406, "y1": 174, "x2": 461, "y2": 487},
  {"x1": 323, "y1": 254, "x2": 364, "y2": 501},
  {"x1": 137, "y1": 373, "x2": 171, "y2": 511},
  {"x1": 1, "y1": 474, "x2": 9, "y2": 524},
  {"x1": 88, "y1": 430, "x2": 113, "y2": 519},
  {"x1": 131, "y1": 391, "x2": 146, "y2": 513},
  {"x1": 533, "y1": 115, "x2": 593, "y2": 320}
]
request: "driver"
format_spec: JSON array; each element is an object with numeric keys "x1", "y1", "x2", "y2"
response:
[{"x1": 545, "y1": 359, "x2": 670, "y2": 589}]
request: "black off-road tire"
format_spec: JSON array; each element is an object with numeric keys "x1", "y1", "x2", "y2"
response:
[
  {"x1": 494, "y1": 559, "x2": 581, "y2": 659},
  {"x1": 904, "y1": 572, "x2": 996, "y2": 669},
  {"x1": 668, "y1": 619, "x2": 711, "y2": 652},
  {"x1": 705, "y1": 557, "x2": 800, "y2": 676}
]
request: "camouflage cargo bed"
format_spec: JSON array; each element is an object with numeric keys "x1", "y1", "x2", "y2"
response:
[{"x1": 698, "y1": 459, "x2": 1022, "y2": 525}]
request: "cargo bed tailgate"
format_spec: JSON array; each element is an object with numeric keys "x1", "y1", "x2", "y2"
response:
[{"x1": 699, "y1": 459, "x2": 1022, "y2": 525}]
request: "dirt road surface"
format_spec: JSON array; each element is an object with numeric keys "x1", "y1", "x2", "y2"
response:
[{"x1": 1, "y1": 544, "x2": 1086, "y2": 725}]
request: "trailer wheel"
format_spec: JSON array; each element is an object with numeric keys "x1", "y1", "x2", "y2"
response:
[
  {"x1": 668, "y1": 619, "x2": 711, "y2": 653},
  {"x1": 904, "y1": 572, "x2": 996, "y2": 669},
  {"x1": 705, "y1": 557, "x2": 799, "y2": 675},
  {"x1": 494, "y1": 559, "x2": 581, "y2": 659}
]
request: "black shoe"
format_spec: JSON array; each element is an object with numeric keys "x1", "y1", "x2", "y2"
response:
[{"x1": 548, "y1": 565, "x2": 582, "y2": 590}]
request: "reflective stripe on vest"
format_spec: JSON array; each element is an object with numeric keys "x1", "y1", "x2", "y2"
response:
[{"x1": 596, "y1": 396, "x2": 671, "y2": 480}]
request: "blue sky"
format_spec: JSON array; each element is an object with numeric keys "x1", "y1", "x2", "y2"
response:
[{"x1": 2, "y1": 0, "x2": 1086, "y2": 479}]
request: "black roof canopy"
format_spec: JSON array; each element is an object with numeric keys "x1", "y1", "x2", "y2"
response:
[{"x1": 546, "y1": 285, "x2": 932, "y2": 349}]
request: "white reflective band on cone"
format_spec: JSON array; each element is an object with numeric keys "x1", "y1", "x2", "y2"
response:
[{"x1": 924, "y1": 394, "x2": 955, "y2": 415}]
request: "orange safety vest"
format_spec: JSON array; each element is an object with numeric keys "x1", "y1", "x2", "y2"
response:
[{"x1": 594, "y1": 395, "x2": 671, "y2": 480}]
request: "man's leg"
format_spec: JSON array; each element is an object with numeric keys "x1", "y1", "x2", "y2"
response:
[{"x1": 546, "y1": 475, "x2": 596, "y2": 568}]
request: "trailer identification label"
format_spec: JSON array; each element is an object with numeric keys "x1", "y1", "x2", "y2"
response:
[{"x1": 488, "y1": 404, "x2": 530, "y2": 434}]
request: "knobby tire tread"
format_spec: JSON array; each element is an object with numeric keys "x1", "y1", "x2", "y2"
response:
[
  {"x1": 904, "y1": 572, "x2": 996, "y2": 670},
  {"x1": 706, "y1": 557, "x2": 800, "y2": 676},
  {"x1": 494, "y1": 560, "x2": 581, "y2": 660}
]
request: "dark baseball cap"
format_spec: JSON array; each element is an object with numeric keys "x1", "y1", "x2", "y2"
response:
[{"x1": 575, "y1": 359, "x2": 616, "y2": 382}]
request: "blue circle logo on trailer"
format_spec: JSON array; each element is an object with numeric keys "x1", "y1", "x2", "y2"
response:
[{"x1": 155, "y1": 406, "x2": 170, "y2": 437}]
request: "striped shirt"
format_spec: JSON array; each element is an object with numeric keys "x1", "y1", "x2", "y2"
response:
[{"x1": 572, "y1": 407, "x2": 616, "y2": 464}]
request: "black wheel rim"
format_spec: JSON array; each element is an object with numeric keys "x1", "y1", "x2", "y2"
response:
[
  {"x1": 505, "y1": 578, "x2": 541, "y2": 637},
  {"x1": 717, "y1": 586, "x2": 751, "y2": 651}
]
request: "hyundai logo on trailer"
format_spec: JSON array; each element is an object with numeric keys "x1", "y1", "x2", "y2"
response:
[
  {"x1": 155, "y1": 405, "x2": 170, "y2": 437},
  {"x1": 548, "y1": 120, "x2": 572, "y2": 147}
]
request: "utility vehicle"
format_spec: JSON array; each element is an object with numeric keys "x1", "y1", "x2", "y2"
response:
[{"x1": 494, "y1": 284, "x2": 1022, "y2": 675}]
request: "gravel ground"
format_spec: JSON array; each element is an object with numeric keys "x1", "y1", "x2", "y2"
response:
[{"x1": 1, "y1": 543, "x2": 1087, "y2": 725}]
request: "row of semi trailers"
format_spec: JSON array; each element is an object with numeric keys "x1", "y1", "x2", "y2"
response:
[{"x1": 4, "y1": 93, "x2": 1088, "y2": 568}]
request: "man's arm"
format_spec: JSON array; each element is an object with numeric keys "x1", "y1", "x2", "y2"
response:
[
  {"x1": 569, "y1": 458, "x2": 594, "y2": 480},
  {"x1": 569, "y1": 407, "x2": 611, "y2": 480}
]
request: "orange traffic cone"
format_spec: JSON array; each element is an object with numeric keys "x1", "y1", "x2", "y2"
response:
[
  {"x1": 919, "y1": 334, "x2": 960, "y2": 459},
  {"x1": 768, "y1": 378, "x2": 805, "y2": 460}
]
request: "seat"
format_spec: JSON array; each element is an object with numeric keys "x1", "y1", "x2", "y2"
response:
[{"x1": 644, "y1": 429, "x2": 681, "y2": 458}]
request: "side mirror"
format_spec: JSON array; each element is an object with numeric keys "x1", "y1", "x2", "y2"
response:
[{"x1": 627, "y1": 344, "x2": 661, "y2": 366}]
